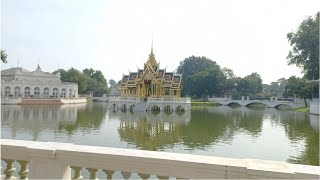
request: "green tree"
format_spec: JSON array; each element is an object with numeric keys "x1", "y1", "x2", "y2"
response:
[
  {"x1": 117, "y1": 80, "x2": 122, "y2": 86},
  {"x1": 54, "y1": 68, "x2": 108, "y2": 95},
  {"x1": 83, "y1": 69, "x2": 107, "y2": 85},
  {"x1": 283, "y1": 76, "x2": 312, "y2": 100},
  {"x1": 222, "y1": 67, "x2": 235, "y2": 79},
  {"x1": 185, "y1": 66, "x2": 226, "y2": 98},
  {"x1": 83, "y1": 68, "x2": 95, "y2": 77},
  {"x1": 235, "y1": 73, "x2": 263, "y2": 96},
  {"x1": 1, "y1": 49, "x2": 8, "y2": 63},
  {"x1": 287, "y1": 13, "x2": 319, "y2": 80},
  {"x1": 92, "y1": 70, "x2": 107, "y2": 85},
  {"x1": 277, "y1": 77, "x2": 287, "y2": 96},
  {"x1": 108, "y1": 79, "x2": 117, "y2": 88},
  {"x1": 269, "y1": 82, "x2": 280, "y2": 96},
  {"x1": 177, "y1": 56, "x2": 220, "y2": 96}
]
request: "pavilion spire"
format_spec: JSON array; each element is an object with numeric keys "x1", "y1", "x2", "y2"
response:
[{"x1": 151, "y1": 33, "x2": 153, "y2": 54}]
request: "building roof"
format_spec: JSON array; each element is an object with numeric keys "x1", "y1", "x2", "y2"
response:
[
  {"x1": 1, "y1": 67, "x2": 30, "y2": 75},
  {"x1": 1, "y1": 66, "x2": 59, "y2": 77}
]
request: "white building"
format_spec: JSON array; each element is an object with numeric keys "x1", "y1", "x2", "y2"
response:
[{"x1": 1, "y1": 65, "x2": 78, "y2": 99}]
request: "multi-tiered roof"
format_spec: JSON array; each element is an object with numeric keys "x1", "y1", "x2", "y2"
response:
[{"x1": 120, "y1": 47, "x2": 182, "y2": 97}]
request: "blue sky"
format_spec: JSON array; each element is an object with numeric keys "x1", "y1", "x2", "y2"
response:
[{"x1": 1, "y1": 0, "x2": 319, "y2": 84}]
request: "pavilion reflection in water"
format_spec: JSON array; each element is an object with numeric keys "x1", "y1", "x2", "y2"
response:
[{"x1": 109, "y1": 111, "x2": 191, "y2": 150}]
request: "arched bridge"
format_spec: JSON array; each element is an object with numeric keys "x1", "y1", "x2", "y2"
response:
[{"x1": 209, "y1": 97, "x2": 306, "y2": 109}]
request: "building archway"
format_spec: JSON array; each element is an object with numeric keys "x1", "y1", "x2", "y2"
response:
[
  {"x1": 43, "y1": 87, "x2": 49, "y2": 98},
  {"x1": 24, "y1": 87, "x2": 30, "y2": 97},
  {"x1": 5, "y1": 86, "x2": 11, "y2": 97},
  {"x1": 53, "y1": 88, "x2": 58, "y2": 98},
  {"x1": 34, "y1": 87, "x2": 40, "y2": 98},
  {"x1": 14, "y1": 87, "x2": 21, "y2": 97},
  {"x1": 61, "y1": 88, "x2": 66, "y2": 98},
  {"x1": 69, "y1": 89, "x2": 73, "y2": 98}
]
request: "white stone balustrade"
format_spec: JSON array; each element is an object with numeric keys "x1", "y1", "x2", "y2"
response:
[
  {"x1": 148, "y1": 97, "x2": 191, "y2": 103},
  {"x1": 1, "y1": 139, "x2": 319, "y2": 179},
  {"x1": 108, "y1": 96, "x2": 142, "y2": 103}
]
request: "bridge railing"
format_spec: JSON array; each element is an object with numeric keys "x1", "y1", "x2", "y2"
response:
[
  {"x1": 1, "y1": 139, "x2": 319, "y2": 179},
  {"x1": 208, "y1": 97, "x2": 232, "y2": 101},
  {"x1": 148, "y1": 97, "x2": 191, "y2": 103},
  {"x1": 108, "y1": 96, "x2": 141, "y2": 102}
]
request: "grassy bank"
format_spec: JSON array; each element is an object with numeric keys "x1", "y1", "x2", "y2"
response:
[
  {"x1": 191, "y1": 101, "x2": 218, "y2": 106},
  {"x1": 294, "y1": 106, "x2": 309, "y2": 113}
]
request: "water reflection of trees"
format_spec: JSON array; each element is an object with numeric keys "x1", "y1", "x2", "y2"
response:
[
  {"x1": 115, "y1": 106, "x2": 319, "y2": 166},
  {"x1": 58, "y1": 103, "x2": 107, "y2": 135},
  {"x1": 115, "y1": 106, "x2": 266, "y2": 150},
  {"x1": 268, "y1": 111, "x2": 319, "y2": 166},
  {"x1": 181, "y1": 107, "x2": 265, "y2": 149},
  {"x1": 112, "y1": 111, "x2": 191, "y2": 150}
]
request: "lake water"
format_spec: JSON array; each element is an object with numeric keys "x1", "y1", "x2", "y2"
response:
[{"x1": 1, "y1": 103, "x2": 319, "y2": 166}]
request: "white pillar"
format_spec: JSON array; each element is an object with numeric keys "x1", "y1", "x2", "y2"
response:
[
  {"x1": 242, "y1": 96, "x2": 244, "y2": 101},
  {"x1": 246, "y1": 96, "x2": 249, "y2": 101},
  {"x1": 29, "y1": 159, "x2": 71, "y2": 179},
  {"x1": 275, "y1": 97, "x2": 278, "y2": 102},
  {"x1": 270, "y1": 96, "x2": 273, "y2": 102}
]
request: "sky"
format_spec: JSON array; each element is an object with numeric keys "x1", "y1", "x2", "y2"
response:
[{"x1": 1, "y1": 0, "x2": 319, "y2": 84}]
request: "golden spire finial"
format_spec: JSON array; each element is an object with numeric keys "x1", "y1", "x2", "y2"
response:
[{"x1": 151, "y1": 33, "x2": 153, "y2": 54}]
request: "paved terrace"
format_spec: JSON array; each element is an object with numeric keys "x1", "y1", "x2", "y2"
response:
[{"x1": 1, "y1": 139, "x2": 319, "y2": 179}]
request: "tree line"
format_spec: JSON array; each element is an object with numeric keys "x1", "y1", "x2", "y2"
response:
[
  {"x1": 54, "y1": 68, "x2": 108, "y2": 96},
  {"x1": 176, "y1": 56, "x2": 263, "y2": 98}
]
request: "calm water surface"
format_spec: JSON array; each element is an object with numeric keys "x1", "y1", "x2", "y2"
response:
[{"x1": 1, "y1": 103, "x2": 319, "y2": 166}]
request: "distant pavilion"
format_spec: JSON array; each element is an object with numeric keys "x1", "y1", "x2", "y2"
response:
[{"x1": 120, "y1": 48, "x2": 183, "y2": 98}]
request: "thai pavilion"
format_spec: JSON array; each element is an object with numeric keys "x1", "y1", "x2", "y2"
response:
[{"x1": 120, "y1": 48, "x2": 183, "y2": 98}]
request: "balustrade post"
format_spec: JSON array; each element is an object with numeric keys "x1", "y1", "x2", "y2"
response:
[
  {"x1": 17, "y1": 160, "x2": 29, "y2": 179},
  {"x1": 71, "y1": 166, "x2": 83, "y2": 179},
  {"x1": 242, "y1": 96, "x2": 244, "y2": 101},
  {"x1": 103, "y1": 170, "x2": 114, "y2": 180},
  {"x1": 3, "y1": 159, "x2": 16, "y2": 179},
  {"x1": 138, "y1": 173, "x2": 150, "y2": 180},
  {"x1": 121, "y1": 171, "x2": 131, "y2": 179},
  {"x1": 86, "y1": 168, "x2": 98, "y2": 180},
  {"x1": 157, "y1": 175, "x2": 169, "y2": 180}
]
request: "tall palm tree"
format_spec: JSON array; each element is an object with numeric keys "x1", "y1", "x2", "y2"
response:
[{"x1": 1, "y1": 49, "x2": 8, "y2": 63}]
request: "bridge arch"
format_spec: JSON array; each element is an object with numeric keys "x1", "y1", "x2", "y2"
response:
[
  {"x1": 227, "y1": 102, "x2": 241, "y2": 107},
  {"x1": 274, "y1": 104, "x2": 293, "y2": 109},
  {"x1": 164, "y1": 105, "x2": 173, "y2": 112},
  {"x1": 129, "y1": 104, "x2": 135, "y2": 111},
  {"x1": 118, "y1": 104, "x2": 127, "y2": 111},
  {"x1": 151, "y1": 104, "x2": 161, "y2": 111},
  {"x1": 175, "y1": 105, "x2": 185, "y2": 112},
  {"x1": 110, "y1": 103, "x2": 119, "y2": 111},
  {"x1": 245, "y1": 102, "x2": 268, "y2": 107}
]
